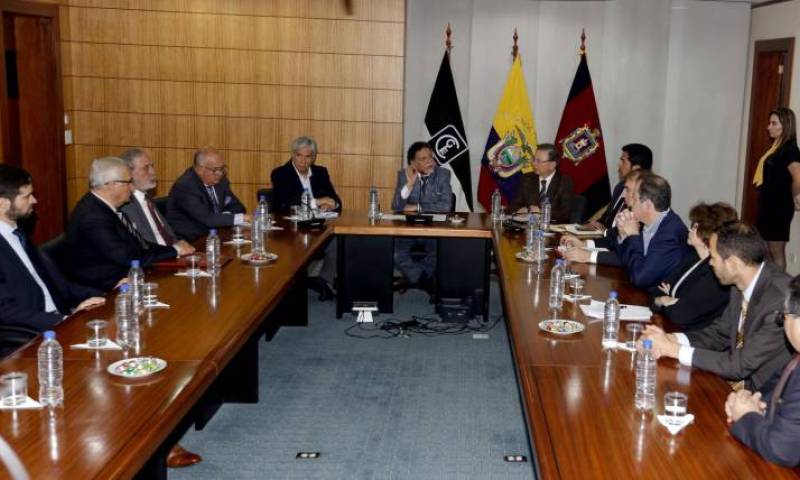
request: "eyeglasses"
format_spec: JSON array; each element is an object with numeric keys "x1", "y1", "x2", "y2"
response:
[{"x1": 201, "y1": 165, "x2": 227, "y2": 175}]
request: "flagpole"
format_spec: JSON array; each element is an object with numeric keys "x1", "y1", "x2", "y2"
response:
[{"x1": 512, "y1": 28, "x2": 519, "y2": 60}]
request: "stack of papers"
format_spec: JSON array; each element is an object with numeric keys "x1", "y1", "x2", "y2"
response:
[{"x1": 579, "y1": 300, "x2": 653, "y2": 321}]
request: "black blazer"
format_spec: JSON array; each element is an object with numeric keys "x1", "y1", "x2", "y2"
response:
[
  {"x1": 731, "y1": 356, "x2": 800, "y2": 467},
  {"x1": 686, "y1": 262, "x2": 793, "y2": 391},
  {"x1": 0, "y1": 233, "x2": 100, "y2": 331},
  {"x1": 593, "y1": 227, "x2": 622, "y2": 267},
  {"x1": 599, "y1": 181, "x2": 626, "y2": 229},
  {"x1": 65, "y1": 193, "x2": 178, "y2": 291},
  {"x1": 648, "y1": 252, "x2": 730, "y2": 331},
  {"x1": 166, "y1": 168, "x2": 247, "y2": 241},
  {"x1": 509, "y1": 171, "x2": 575, "y2": 223},
  {"x1": 270, "y1": 161, "x2": 342, "y2": 214}
]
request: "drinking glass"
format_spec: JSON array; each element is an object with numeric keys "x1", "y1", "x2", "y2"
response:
[
  {"x1": 232, "y1": 225, "x2": 244, "y2": 242},
  {"x1": 626, "y1": 323, "x2": 643, "y2": 350},
  {"x1": 0, "y1": 372, "x2": 27, "y2": 406},
  {"x1": 664, "y1": 391, "x2": 688, "y2": 420},
  {"x1": 185, "y1": 254, "x2": 201, "y2": 277},
  {"x1": 569, "y1": 277, "x2": 585, "y2": 301},
  {"x1": 142, "y1": 282, "x2": 159, "y2": 307},
  {"x1": 86, "y1": 319, "x2": 108, "y2": 347}
]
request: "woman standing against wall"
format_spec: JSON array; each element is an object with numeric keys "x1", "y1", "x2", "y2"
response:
[{"x1": 754, "y1": 107, "x2": 800, "y2": 271}]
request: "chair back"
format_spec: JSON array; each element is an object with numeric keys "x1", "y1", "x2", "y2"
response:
[{"x1": 40, "y1": 233, "x2": 68, "y2": 274}]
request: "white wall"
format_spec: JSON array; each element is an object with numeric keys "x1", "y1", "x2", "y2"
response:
[
  {"x1": 405, "y1": 0, "x2": 750, "y2": 220},
  {"x1": 741, "y1": 0, "x2": 800, "y2": 274}
]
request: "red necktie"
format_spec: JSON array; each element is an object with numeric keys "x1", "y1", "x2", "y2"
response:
[{"x1": 145, "y1": 196, "x2": 175, "y2": 245}]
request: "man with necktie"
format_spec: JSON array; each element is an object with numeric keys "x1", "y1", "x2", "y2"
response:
[
  {"x1": 509, "y1": 143, "x2": 575, "y2": 223},
  {"x1": 65, "y1": 157, "x2": 192, "y2": 291},
  {"x1": 726, "y1": 274, "x2": 800, "y2": 467},
  {"x1": 167, "y1": 147, "x2": 250, "y2": 242},
  {"x1": 0, "y1": 165, "x2": 105, "y2": 332},
  {"x1": 643, "y1": 222, "x2": 792, "y2": 392},
  {"x1": 586, "y1": 143, "x2": 652, "y2": 230}
]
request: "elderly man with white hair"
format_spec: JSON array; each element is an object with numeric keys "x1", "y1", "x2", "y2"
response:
[{"x1": 65, "y1": 157, "x2": 193, "y2": 291}]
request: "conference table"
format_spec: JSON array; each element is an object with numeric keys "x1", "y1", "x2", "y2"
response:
[{"x1": 0, "y1": 212, "x2": 796, "y2": 479}]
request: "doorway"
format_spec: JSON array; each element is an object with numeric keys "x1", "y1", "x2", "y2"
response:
[
  {"x1": 742, "y1": 37, "x2": 794, "y2": 225},
  {"x1": 0, "y1": 1, "x2": 65, "y2": 244}
]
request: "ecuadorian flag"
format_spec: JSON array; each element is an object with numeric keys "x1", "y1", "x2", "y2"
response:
[{"x1": 477, "y1": 54, "x2": 538, "y2": 211}]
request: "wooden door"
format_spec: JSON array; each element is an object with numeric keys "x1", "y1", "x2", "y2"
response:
[
  {"x1": 0, "y1": 2, "x2": 64, "y2": 244},
  {"x1": 742, "y1": 38, "x2": 794, "y2": 224}
]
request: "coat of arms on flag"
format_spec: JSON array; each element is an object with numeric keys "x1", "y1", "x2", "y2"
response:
[
  {"x1": 561, "y1": 125, "x2": 602, "y2": 166},
  {"x1": 486, "y1": 125, "x2": 535, "y2": 178}
]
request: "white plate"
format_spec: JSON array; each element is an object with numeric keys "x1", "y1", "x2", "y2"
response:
[
  {"x1": 107, "y1": 357, "x2": 166, "y2": 378},
  {"x1": 241, "y1": 252, "x2": 278, "y2": 265},
  {"x1": 448, "y1": 216, "x2": 465, "y2": 224},
  {"x1": 538, "y1": 319, "x2": 585, "y2": 335}
]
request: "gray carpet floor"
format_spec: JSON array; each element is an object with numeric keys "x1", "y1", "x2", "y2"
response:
[{"x1": 172, "y1": 281, "x2": 534, "y2": 480}]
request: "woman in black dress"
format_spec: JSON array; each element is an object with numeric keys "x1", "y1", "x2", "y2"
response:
[
  {"x1": 754, "y1": 107, "x2": 800, "y2": 271},
  {"x1": 650, "y1": 202, "x2": 737, "y2": 330}
]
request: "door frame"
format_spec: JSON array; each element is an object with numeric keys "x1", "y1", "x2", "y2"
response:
[{"x1": 742, "y1": 37, "x2": 794, "y2": 223}]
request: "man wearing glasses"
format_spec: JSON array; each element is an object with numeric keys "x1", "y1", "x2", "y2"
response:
[
  {"x1": 65, "y1": 157, "x2": 189, "y2": 291},
  {"x1": 508, "y1": 143, "x2": 575, "y2": 223},
  {"x1": 167, "y1": 146, "x2": 250, "y2": 242}
]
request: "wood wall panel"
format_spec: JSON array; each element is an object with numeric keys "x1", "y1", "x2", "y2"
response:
[{"x1": 56, "y1": 0, "x2": 404, "y2": 212}]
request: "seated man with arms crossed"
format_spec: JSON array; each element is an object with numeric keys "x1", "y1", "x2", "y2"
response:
[
  {"x1": 725, "y1": 274, "x2": 800, "y2": 467},
  {"x1": 644, "y1": 222, "x2": 792, "y2": 392},
  {"x1": 508, "y1": 143, "x2": 575, "y2": 224},
  {"x1": 66, "y1": 157, "x2": 193, "y2": 291},
  {"x1": 563, "y1": 171, "x2": 689, "y2": 288},
  {"x1": 167, "y1": 146, "x2": 250, "y2": 242},
  {"x1": 391, "y1": 141, "x2": 453, "y2": 293},
  {"x1": 0, "y1": 165, "x2": 105, "y2": 332}
]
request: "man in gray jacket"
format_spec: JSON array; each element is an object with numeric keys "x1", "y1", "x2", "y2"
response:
[{"x1": 392, "y1": 141, "x2": 453, "y2": 294}]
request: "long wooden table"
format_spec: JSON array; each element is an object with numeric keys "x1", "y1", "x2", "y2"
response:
[{"x1": 0, "y1": 212, "x2": 795, "y2": 479}]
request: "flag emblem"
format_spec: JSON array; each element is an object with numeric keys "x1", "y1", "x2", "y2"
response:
[
  {"x1": 487, "y1": 126, "x2": 535, "y2": 178},
  {"x1": 431, "y1": 124, "x2": 468, "y2": 166},
  {"x1": 560, "y1": 125, "x2": 602, "y2": 166}
]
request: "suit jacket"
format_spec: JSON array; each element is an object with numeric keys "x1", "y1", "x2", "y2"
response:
[
  {"x1": 686, "y1": 262, "x2": 792, "y2": 391},
  {"x1": 391, "y1": 167, "x2": 453, "y2": 213},
  {"x1": 593, "y1": 227, "x2": 623, "y2": 267},
  {"x1": 509, "y1": 171, "x2": 575, "y2": 224},
  {"x1": 120, "y1": 193, "x2": 176, "y2": 245},
  {"x1": 731, "y1": 355, "x2": 800, "y2": 467},
  {"x1": 166, "y1": 168, "x2": 247, "y2": 241},
  {"x1": 649, "y1": 252, "x2": 730, "y2": 331},
  {"x1": 0, "y1": 234, "x2": 100, "y2": 331},
  {"x1": 617, "y1": 209, "x2": 690, "y2": 289},
  {"x1": 270, "y1": 161, "x2": 342, "y2": 214},
  {"x1": 65, "y1": 193, "x2": 178, "y2": 291},
  {"x1": 598, "y1": 181, "x2": 626, "y2": 229}
]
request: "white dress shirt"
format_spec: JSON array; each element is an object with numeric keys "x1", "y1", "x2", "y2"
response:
[
  {"x1": 674, "y1": 262, "x2": 766, "y2": 366},
  {"x1": 293, "y1": 165, "x2": 318, "y2": 209},
  {"x1": 133, "y1": 190, "x2": 166, "y2": 246},
  {"x1": 0, "y1": 221, "x2": 57, "y2": 313}
]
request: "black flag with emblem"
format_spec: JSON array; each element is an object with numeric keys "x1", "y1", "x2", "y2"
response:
[{"x1": 425, "y1": 50, "x2": 472, "y2": 212}]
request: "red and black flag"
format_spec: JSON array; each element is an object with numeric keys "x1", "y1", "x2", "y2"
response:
[{"x1": 555, "y1": 31, "x2": 610, "y2": 221}]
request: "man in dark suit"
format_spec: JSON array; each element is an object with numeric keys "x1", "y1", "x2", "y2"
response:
[
  {"x1": 392, "y1": 141, "x2": 453, "y2": 292},
  {"x1": 509, "y1": 143, "x2": 574, "y2": 223},
  {"x1": 119, "y1": 149, "x2": 182, "y2": 247},
  {"x1": 167, "y1": 147, "x2": 250, "y2": 242},
  {"x1": 588, "y1": 143, "x2": 652, "y2": 230},
  {"x1": 726, "y1": 274, "x2": 800, "y2": 467},
  {"x1": 0, "y1": 165, "x2": 105, "y2": 331},
  {"x1": 644, "y1": 222, "x2": 792, "y2": 392},
  {"x1": 270, "y1": 137, "x2": 340, "y2": 299},
  {"x1": 270, "y1": 136, "x2": 341, "y2": 214},
  {"x1": 66, "y1": 157, "x2": 191, "y2": 291}
]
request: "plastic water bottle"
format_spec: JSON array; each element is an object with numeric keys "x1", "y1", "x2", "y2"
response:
[
  {"x1": 533, "y1": 229, "x2": 546, "y2": 262},
  {"x1": 251, "y1": 216, "x2": 266, "y2": 257},
  {"x1": 602, "y1": 291, "x2": 621, "y2": 347},
  {"x1": 300, "y1": 188, "x2": 311, "y2": 219},
  {"x1": 128, "y1": 259, "x2": 144, "y2": 311},
  {"x1": 549, "y1": 259, "x2": 565, "y2": 310},
  {"x1": 541, "y1": 196, "x2": 552, "y2": 231},
  {"x1": 635, "y1": 339, "x2": 657, "y2": 410},
  {"x1": 38, "y1": 330, "x2": 63, "y2": 407},
  {"x1": 525, "y1": 213, "x2": 537, "y2": 252},
  {"x1": 368, "y1": 186, "x2": 380, "y2": 220},
  {"x1": 491, "y1": 188, "x2": 502, "y2": 221},
  {"x1": 115, "y1": 284, "x2": 135, "y2": 348},
  {"x1": 206, "y1": 229, "x2": 221, "y2": 276},
  {"x1": 255, "y1": 194, "x2": 269, "y2": 231}
]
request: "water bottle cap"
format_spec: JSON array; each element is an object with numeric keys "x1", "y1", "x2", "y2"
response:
[
  {"x1": 643, "y1": 339, "x2": 653, "y2": 349},
  {"x1": 43, "y1": 331, "x2": 55, "y2": 340},
  {"x1": 131, "y1": 259, "x2": 140, "y2": 268},
  {"x1": 209, "y1": 229, "x2": 217, "y2": 235},
  {"x1": 120, "y1": 283, "x2": 130, "y2": 293},
  {"x1": 609, "y1": 291, "x2": 618, "y2": 299},
  {"x1": 259, "y1": 195, "x2": 266, "y2": 201},
  {"x1": 541, "y1": 196, "x2": 550, "y2": 204}
]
